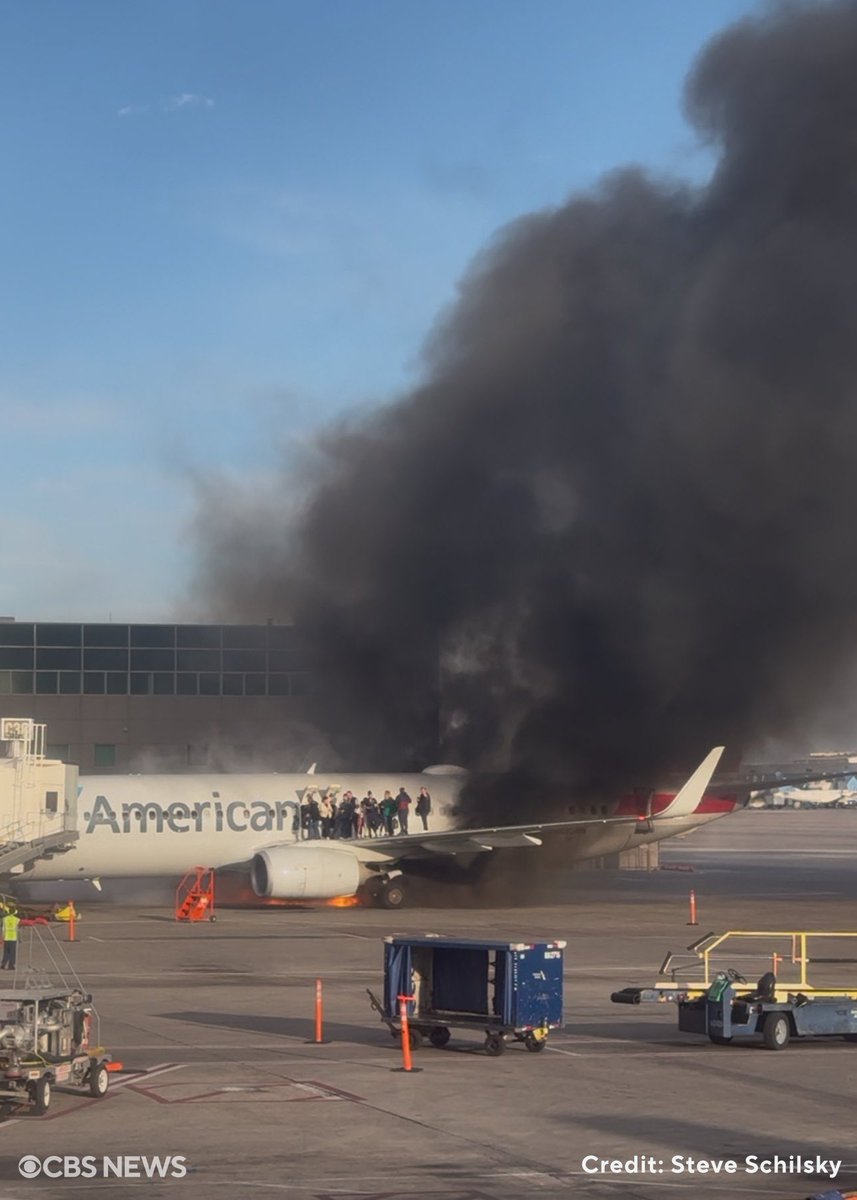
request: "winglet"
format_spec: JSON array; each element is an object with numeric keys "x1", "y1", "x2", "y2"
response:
[{"x1": 660, "y1": 746, "x2": 725, "y2": 818}]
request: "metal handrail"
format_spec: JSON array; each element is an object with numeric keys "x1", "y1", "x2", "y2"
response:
[{"x1": 657, "y1": 930, "x2": 857, "y2": 997}]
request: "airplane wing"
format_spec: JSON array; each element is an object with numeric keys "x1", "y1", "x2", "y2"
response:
[
  {"x1": 352, "y1": 745, "x2": 725, "y2": 862},
  {"x1": 352, "y1": 818, "x2": 621, "y2": 861}
]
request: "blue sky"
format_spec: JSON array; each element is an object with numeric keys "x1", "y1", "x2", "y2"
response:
[{"x1": 0, "y1": 0, "x2": 759, "y2": 621}]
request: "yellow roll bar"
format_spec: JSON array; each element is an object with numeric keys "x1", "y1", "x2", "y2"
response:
[{"x1": 658, "y1": 931, "x2": 857, "y2": 1000}]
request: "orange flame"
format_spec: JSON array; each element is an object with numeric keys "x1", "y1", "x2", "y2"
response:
[{"x1": 324, "y1": 895, "x2": 360, "y2": 907}]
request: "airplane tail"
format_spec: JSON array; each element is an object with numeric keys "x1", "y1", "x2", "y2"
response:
[{"x1": 660, "y1": 746, "x2": 725, "y2": 818}]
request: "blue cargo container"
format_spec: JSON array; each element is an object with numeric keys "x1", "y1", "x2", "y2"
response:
[{"x1": 370, "y1": 935, "x2": 565, "y2": 1055}]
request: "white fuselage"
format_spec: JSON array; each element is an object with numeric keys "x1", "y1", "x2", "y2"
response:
[
  {"x1": 24, "y1": 772, "x2": 464, "y2": 880},
  {"x1": 19, "y1": 768, "x2": 734, "y2": 888}
]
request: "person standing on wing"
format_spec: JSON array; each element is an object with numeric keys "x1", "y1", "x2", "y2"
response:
[
  {"x1": 416, "y1": 786, "x2": 432, "y2": 831},
  {"x1": 396, "y1": 787, "x2": 412, "y2": 835}
]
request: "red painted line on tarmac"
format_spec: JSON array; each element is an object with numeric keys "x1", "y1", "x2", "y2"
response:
[{"x1": 0, "y1": 1064, "x2": 185, "y2": 1123}]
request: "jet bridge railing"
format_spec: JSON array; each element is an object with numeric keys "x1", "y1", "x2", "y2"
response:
[{"x1": 658, "y1": 931, "x2": 857, "y2": 999}]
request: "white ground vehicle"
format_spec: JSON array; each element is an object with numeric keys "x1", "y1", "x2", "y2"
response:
[{"x1": 0, "y1": 987, "x2": 111, "y2": 1115}]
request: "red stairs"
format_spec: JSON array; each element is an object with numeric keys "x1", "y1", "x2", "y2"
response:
[{"x1": 175, "y1": 867, "x2": 216, "y2": 922}]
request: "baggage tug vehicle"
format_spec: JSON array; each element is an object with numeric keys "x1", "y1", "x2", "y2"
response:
[{"x1": 0, "y1": 987, "x2": 111, "y2": 1114}]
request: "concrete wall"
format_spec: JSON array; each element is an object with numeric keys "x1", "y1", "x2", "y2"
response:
[{"x1": 0, "y1": 694, "x2": 318, "y2": 774}]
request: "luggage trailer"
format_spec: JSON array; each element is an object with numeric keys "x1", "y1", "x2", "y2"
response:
[
  {"x1": 612, "y1": 930, "x2": 857, "y2": 1050},
  {"x1": 368, "y1": 935, "x2": 565, "y2": 1056}
]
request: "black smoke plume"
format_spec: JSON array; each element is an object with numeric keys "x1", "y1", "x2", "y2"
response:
[{"x1": 194, "y1": 2, "x2": 857, "y2": 821}]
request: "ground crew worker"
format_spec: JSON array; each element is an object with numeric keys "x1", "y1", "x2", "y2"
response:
[{"x1": 1, "y1": 909, "x2": 20, "y2": 970}]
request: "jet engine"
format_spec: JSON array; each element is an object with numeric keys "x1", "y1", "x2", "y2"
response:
[{"x1": 250, "y1": 847, "x2": 361, "y2": 900}]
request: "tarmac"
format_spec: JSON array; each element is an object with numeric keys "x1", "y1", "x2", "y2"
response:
[{"x1": 0, "y1": 807, "x2": 855, "y2": 1200}]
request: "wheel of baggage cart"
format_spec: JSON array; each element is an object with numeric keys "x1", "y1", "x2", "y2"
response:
[
  {"x1": 484, "y1": 1033, "x2": 505, "y2": 1056},
  {"x1": 762, "y1": 1012, "x2": 790, "y2": 1050},
  {"x1": 524, "y1": 1032, "x2": 547, "y2": 1052},
  {"x1": 709, "y1": 1035, "x2": 732, "y2": 1045},
  {"x1": 89, "y1": 1062, "x2": 109, "y2": 1097},
  {"x1": 29, "y1": 1076, "x2": 51, "y2": 1115},
  {"x1": 429, "y1": 1026, "x2": 450, "y2": 1048},
  {"x1": 406, "y1": 1028, "x2": 423, "y2": 1051},
  {"x1": 381, "y1": 881, "x2": 406, "y2": 909}
]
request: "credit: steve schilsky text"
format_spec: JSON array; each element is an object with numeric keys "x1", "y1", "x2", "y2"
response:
[{"x1": 581, "y1": 1153, "x2": 843, "y2": 1180}]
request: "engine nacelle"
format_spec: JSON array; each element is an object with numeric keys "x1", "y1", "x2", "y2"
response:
[{"x1": 250, "y1": 846, "x2": 361, "y2": 900}]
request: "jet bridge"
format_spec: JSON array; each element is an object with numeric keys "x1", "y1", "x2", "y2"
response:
[{"x1": 0, "y1": 719, "x2": 78, "y2": 877}]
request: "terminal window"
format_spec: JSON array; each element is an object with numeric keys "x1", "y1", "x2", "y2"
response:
[
  {"x1": 0, "y1": 623, "x2": 35, "y2": 646},
  {"x1": 0, "y1": 647, "x2": 35, "y2": 669},
  {"x1": 36, "y1": 624, "x2": 81, "y2": 646},
  {"x1": 0, "y1": 624, "x2": 308, "y2": 696},
  {"x1": 93, "y1": 744, "x2": 116, "y2": 768},
  {"x1": 84, "y1": 625, "x2": 129, "y2": 647}
]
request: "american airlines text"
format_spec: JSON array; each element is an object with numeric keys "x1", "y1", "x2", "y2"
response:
[{"x1": 84, "y1": 796, "x2": 300, "y2": 836}]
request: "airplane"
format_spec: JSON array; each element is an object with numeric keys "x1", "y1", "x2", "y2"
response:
[
  {"x1": 15, "y1": 746, "x2": 734, "y2": 907},
  {"x1": 766, "y1": 781, "x2": 857, "y2": 809}
]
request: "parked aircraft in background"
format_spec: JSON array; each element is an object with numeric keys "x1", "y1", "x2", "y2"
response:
[
  {"x1": 767, "y1": 780, "x2": 857, "y2": 809},
  {"x1": 15, "y1": 747, "x2": 733, "y2": 907}
]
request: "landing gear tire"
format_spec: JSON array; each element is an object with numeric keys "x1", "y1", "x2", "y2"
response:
[
  {"x1": 380, "y1": 880, "x2": 406, "y2": 909},
  {"x1": 429, "y1": 1026, "x2": 451, "y2": 1048},
  {"x1": 88, "y1": 1062, "x2": 109, "y2": 1098},
  {"x1": 484, "y1": 1033, "x2": 505, "y2": 1056},
  {"x1": 29, "y1": 1077, "x2": 51, "y2": 1115},
  {"x1": 762, "y1": 1012, "x2": 790, "y2": 1050}
]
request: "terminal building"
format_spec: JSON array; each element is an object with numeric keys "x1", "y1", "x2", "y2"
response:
[{"x1": 0, "y1": 619, "x2": 313, "y2": 773}]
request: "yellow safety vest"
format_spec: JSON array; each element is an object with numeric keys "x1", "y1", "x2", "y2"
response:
[{"x1": 2, "y1": 915, "x2": 19, "y2": 942}]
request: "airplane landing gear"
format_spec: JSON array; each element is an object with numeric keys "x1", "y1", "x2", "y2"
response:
[
  {"x1": 380, "y1": 879, "x2": 406, "y2": 909},
  {"x1": 361, "y1": 873, "x2": 407, "y2": 909}
]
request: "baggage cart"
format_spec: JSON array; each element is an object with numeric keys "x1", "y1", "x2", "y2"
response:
[{"x1": 367, "y1": 935, "x2": 565, "y2": 1055}]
